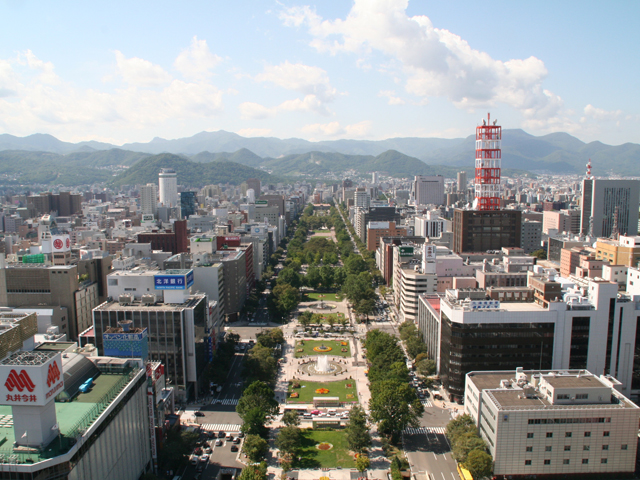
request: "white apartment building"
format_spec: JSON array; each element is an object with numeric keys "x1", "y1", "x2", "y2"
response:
[
  {"x1": 140, "y1": 183, "x2": 158, "y2": 216},
  {"x1": 414, "y1": 211, "x2": 446, "y2": 238},
  {"x1": 392, "y1": 244, "x2": 437, "y2": 322},
  {"x1": 465, "y1": 368, "x2": 640, "y2": 477},
  {"x1": 412, "y1": 175, "x2": 444, "y2": 206},
  {"x1": 354, "y1": 191, "x2": 371, "y2": 209},
  {"x1": 159, "y1": 168, "x2": 178, "y2": 207}
]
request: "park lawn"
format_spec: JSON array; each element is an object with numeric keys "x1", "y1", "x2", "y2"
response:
[
  {"x1": 312, "y1": 229, "x2": 332, "y2": 234},
  {"x1": 294, "y1": 339, "x2": 351, "y2": 358},
  {"x1": 288, "y1": 379, "x2": 357, "y2": 404},
  {"x1": 304, "y1": 292, "x2": 341, "y2": 302},
  {"x1": 296, "y1": 429, "x2": 354, "y2": 469}
]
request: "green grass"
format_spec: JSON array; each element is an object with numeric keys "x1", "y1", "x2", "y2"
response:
[
  {"x1": 303, "y1": 292, "x2": 342, "y2": 302},
  {"x1": 288, "y1": 379, "x2": 357, "y2": 403},
  {"x1": 312, "y1": 229, "x2": 331, "y2": 233},
  {"x1": 294, "y1": 339, "x2": 351, "y2": 358},
  {"x1": 296, "y1": 430, "x2": 354, "y2": 469}
]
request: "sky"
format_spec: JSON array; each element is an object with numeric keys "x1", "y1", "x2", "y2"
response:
[{"x1": 0, "y1": 0, "x2": 638, "y2": 146}]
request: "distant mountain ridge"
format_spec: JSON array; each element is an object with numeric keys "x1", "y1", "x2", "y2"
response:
[{"x1": 1, "y1": 128, "x2": 639, "y2": 175}]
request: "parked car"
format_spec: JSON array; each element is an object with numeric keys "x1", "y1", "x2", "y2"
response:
[
  {"x1": 237, "y1": 432, "x2": 245, "y2": 438},
  {"x1": 200, "y1": 455, "x2": 209, "y2": 463},
  {"x1": 231, "y1": 445, "x2": 239, "y2": 452},
  {"x1": 218, "y1": 431, "x2": 226, "y2": 438},
  {"x1": 233, "y1": 437, "x2": 241, "y2": 444},
  {"x1": 194, "y1": 447, "x2": 203, "y2": 455},
  {"x1": 205, "y1": 447, "x2": 212, "y2": 454},
  {"x1": 310, "y1": 410, "x2": 320, "y2": 415},
  {"x1": 194, "y1": 411, "x2": 205, "y2": 417},
  {"x1": 226, "y1": 433, "x2": 233, "y2": 440},
  {"x1": 215, "y1": 439, "x2": 223, "y2": 446}
]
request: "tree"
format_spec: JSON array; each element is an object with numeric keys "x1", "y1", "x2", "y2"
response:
[
  {"x1": 530, "y1": 248, "x2": 547, "y2": 260},
  {"x1": 298, "y1": 311, "x2": 313, "y2": 328},
  {"x1": 320, "y1": 265, "x2": 335, "y2": 288},
  {"x1": 242, "y1": 434, "x2": 269, "y2": 463},
  {"x1": 334, "y1": 267, "x2": 348, "y2": 288},
  {"x1": 324, "y1": 252, "x2": 339, "y2": 265},
  {"x1": 275, "y1": 426, "x2": 301, "y2": 457},
  {"x1": 305, "y1": 266, "x2": 322, "y2": 289},
  {"x1": 272, "y1": 283, "x2": 300, "y2": 316},
  {"x1": 237, "y1": 381, "x2": 279, "y2": 436},
  {"x1": 345, "y1": 405, "x2": 371, "y2": 454},
  {"x1": 369, "y1": 380, "x2": 424, "y2": 443},
  {"x1": 238, "y1": 462, "x2": 268, "y2": 480},
  {"x1": 243, "y1": 344, "x2": 278, "y2": 384},
  {"x1": 452, "y1": 432, "x2": 487, "y2": 463},
  {"x1": 416, "y1": 359, "x2": 436, "y2": 376},
  {"x1": 277, "y1": 268, "x2": 302, "y2": 288},
  {"x1": 282, "y1": 410, "x2": 300, "y2": 427},
  {"x1": 355, "y1": 454, "x2": 370, "y2": 472},
  {"x1": 405, "y1": 336, "x2": 428, "y2": 359},
  {"x1": 465, "y1": 449, "x2": 493, "y2": 479},
  {"x1": 345, "y1": 255, "x2": 368, "y2": 275},
  {"x1": 158, "y1": 429, "x2": 199, "y2": 472},
  {"x1": 445, "y1": 414, "x2": 477, "y2": 443}
]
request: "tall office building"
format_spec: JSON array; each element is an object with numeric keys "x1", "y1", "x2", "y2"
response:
[
  {"x1": 456, "y1": 171, "x2": 467, "y2": 193},
  {"x1": 179, "y1": 191, "x2": 197, "y2": 219},
  {"x1": 354, "y1": 191, "x2": 371, "y2": 209},
  {"x1": 372, "y1": 172, "x2": 379, "y2": 184},
  {"x1": 158, "y1": 168, "x2": 178, "y2": 207},
  {"x1": 247, "y1": 178, "x2": 261, "y2": 199},
  {"x1": 140, "y1": 183, "x2": 158, "y2": 216},
  {"x1": 412, "y1": 175, "x2": 444, "y2": 206},
  {"x1": 580, "y1": 178, "x2": 640, "y2": 237}
]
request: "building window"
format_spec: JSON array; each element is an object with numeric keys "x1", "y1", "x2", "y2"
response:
[
  {"x1": 584, "y1": 431, "x2": 591, "y2": 437},
  {"x1": 545, "y1": 446, "x2": 552, "y2": 452},
  {"x1": 544, "y1": 460, "x2": 551, "y2": 465},
  {"x1": 557, "y1": 394, "x2": 570, "y2": 399},
  {"x1": 576, "y1": 393, "x2": 588, "y2": 399},
  {"x1": 564, "y1": 446, "x2": 571, "y2": 451},
  {"x1": 566, "y1": 432, "x2": 572, "y2": 437},
  {"x1": 583, "y1": 445, "x2": 590, "y2": 451},
  {"x1": 526, "y1": 446, "x2": 533, "y2": 452},
  {"x1": 602, "y1": 445, "x2": 609, "y2": 450},
  {"x1": 601, "y1": 459, "x2": 608, "y2": 464},
  {"x1": 622, "y1": 444, "x2": 628, "y2": 450},
  {"x1": 546, "y1": 432, "x2": 553, "y2": 438},
  {"x1": 582, "y1": 459, "x2": 589, "y2": 464},
  {"x1": 563, "y1": 459, "x2": 570, "y2": 465},
  {"x1": 527, "y1": 433, "x2": 534, "y2": 439},
  {"x1": 603, "y1": 431, "x2": 610, "y2": 437},
  {"x1": 524, "y1": 460, "x2": 531, "y2": 466}
]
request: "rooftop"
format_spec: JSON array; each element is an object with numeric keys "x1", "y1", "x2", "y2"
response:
[
  {"x1": 0, "y1": 359, "x2": 142, "y2": 465},
  {"x1": 0, "y1": 351, "x2": 57, "y2": 366},
  {"x1": 96, "y1": 295, "x2": 205, "y2": 312},
  {"x1": 544, "y1": 374, "x2": 604, "y2": 389}
]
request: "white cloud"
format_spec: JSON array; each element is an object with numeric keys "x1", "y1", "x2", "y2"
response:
[
  {"x1": 237, "y1": 128, "x2": 273, "y2": 137},
  {"x1": 282, "y1": 0, "x2": 562, "y2": 120},
  {"x1": 378, "y1": 90, "x2": 404, "y2": 105},
  {"x1": 114, "y1": 50, "x2": 172, "y2": 87},
  {"x1": 256, "y1": 61, "x2": 336, "y2": 102},
  {"x1": 301, "y1": 120, "x2": 371, "y2": 138},
  {"x1": 174, "y1": 36, "x2": 222, "y2": 81},
  {"x1": 0, "y1": 50, "x2": 224, "y2": 141},
  {"x1": 582, "y1": 104, "x2": 623, "y2": 122},
  {"x1": 239, "y1": 93, "x2": 331, "y2": 120}
]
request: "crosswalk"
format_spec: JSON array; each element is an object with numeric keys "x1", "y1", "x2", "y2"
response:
[
  {"x1": 421, "y1": 399, "x2": 433, "y2": 407},
  {"x1": 403, "y1": 426, "x2": 446, "y2": 436},
  {"x1": 200, "y1": 423, "x2": 242, "y2": 432},
  {"x1": 211, "y1": 398, "x2": 239, "y2": 405}
]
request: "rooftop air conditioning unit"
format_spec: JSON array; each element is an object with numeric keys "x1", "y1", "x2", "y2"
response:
[
  {"x1": 118, "y1": 294, "x2": 133, "y2": 306},
  {"x1": 141, "y1": 294, "x2": 156, "y2": 306}
]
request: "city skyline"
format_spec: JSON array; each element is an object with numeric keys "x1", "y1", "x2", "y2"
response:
[{"x1": 1, "y1": 1, "x2": 638, "y2": 147}]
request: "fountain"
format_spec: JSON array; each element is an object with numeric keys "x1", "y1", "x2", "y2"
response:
[{"x1": 316, "y1": 355, "x2": 332, "y2": 373}]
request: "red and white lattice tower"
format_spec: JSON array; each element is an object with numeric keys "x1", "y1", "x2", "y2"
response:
[{"x1": 474, "y1": 113, "x2": 501, "y2": 210}]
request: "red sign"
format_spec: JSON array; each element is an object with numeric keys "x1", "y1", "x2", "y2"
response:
[
  {"x1": 5, "y1": 370, "x2": 35, "y2": 393},
  {"x1": 53, "y1": 239, "x2": 63, "y2": 250},
  {"x1": 66, "y1": 238, "x2": 70, "y2": 248},
  {"x1": 46, "y1": 362, "x2": 61, "y2": 388}
]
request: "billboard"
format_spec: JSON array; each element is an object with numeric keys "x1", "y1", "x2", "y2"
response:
[
  {"x1": 256, "y1": 200, "x2": 268, "y2": 205},
  {"x1": 154, "y1": 271, "x2": 194, "y2": 290},
  {"x1": 0, "y1": 353, "x2": 64, "y2": 407},
  {"x1": 399, "y1": 246, "x2": 414, "y2": 257},
  {"x1": 424, "y1": 244, "x2": 436, "y2": 259},
  {"x1": 52, "y1": 235, "x2": 71, "y2": 252}
]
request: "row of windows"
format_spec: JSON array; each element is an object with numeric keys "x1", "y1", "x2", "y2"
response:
[
  {"x1": 524, "y1": 459, "x2": 609, "y2": 466},
  {"x1": 557, "y1": 393, "x2": 589, "y2": 400},
  {"x1": 528, "y1": 417, "x2": 610, "y2": 425},
  {"x1": 526, "y1": 444, "x2": 612, "y2": 452}
]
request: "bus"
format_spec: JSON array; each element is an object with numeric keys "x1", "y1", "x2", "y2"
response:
[{"x1": 457, "y1": 465, "x2": 473, "y2": 480}]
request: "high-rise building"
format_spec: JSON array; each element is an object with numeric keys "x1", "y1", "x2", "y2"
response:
[
  {"x1": 453, "y1": 209, "x2": 522, "y2": 253},
  {"x1": 456, "y1": 171, "x2": 467, "y2": 193},
  {"x1": 158, "y1": 168, "x2": 178, "y2": 207},
  {"x1": 412, "y1": 175, "x2": 444, "y2": 206},
  {"x1": 247, "y1": 178, "x2": 261, "y2": 199},
  {"x1": 580, "y1": 178, "x2": 640, "y2": 237},
  {"x1": 179, "y1": 191, "x2": 197, "y2": 219},
  {"x1": 354, "y1": 191, "x2": 371, "y2": 209},
  {"x1": 372, "y1": 172, "x2": 379, "y2": 184},
  {"x1": 140, "y1": 183, "x2": 158, "y2": 216}
]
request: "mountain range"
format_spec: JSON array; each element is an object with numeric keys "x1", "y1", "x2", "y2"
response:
[{"x1": 0, "y1": 129, "x2": 639, "y2": 184}]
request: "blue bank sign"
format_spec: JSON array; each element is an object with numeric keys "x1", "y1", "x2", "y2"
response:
[{"x1": 154, "y1": 270, "x2": 194, "y2": 290}]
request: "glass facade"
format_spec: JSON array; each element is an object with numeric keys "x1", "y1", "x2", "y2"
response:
[
  {"x1": 569, "y1": 317, "x2": 590, "y2": 370},
  {"x1": 440, "y1": 312, "x2": 555, "y2": 401}
]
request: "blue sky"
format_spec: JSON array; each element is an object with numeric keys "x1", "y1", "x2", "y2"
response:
[{"x1": 0, "y1": 0, "x2": 638, "y2": 146}]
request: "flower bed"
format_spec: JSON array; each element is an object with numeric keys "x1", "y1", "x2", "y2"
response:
[
  {"x1": 315, "y1": 388, "x2": 330, "y2": 394},
  {"x1": 290, "y1": 392, "x2": 299, "y2": 398}
]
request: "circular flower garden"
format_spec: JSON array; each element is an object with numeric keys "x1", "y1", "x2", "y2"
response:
[
  {"x1": 316, "y1": 443, "x2": 333, "y2": 451},
  {"x1": 315, "y1": 388, "x2": 330, "y2": 394},
  {"x1": 313, "y1": 345, "x2": 332, "y2": 352}
]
